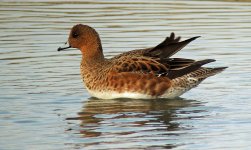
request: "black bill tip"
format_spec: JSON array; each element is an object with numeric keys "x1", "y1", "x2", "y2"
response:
[{"x1": 57, "y1": 46, "x2": 71, "y2": 51}]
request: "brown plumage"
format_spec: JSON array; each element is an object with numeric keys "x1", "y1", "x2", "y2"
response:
[{"x1": 58, "y1": 24, "x2": 227, "y2": 99}]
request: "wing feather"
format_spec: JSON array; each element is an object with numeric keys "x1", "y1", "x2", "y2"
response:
[
  {"x1": 112, "y1": 33, "x2": 200, "y2": 60},
  {"x1": 110, "y1": 56, "x2": 217, "y2": 80}
]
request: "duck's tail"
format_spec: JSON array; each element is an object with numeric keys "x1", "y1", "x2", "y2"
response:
[
  {"x1": 166, "y1": 66, "x2": 227, "y2": 98},
  {"x1": 191, "y1": 67, "x2": 227, "y2": 80}
]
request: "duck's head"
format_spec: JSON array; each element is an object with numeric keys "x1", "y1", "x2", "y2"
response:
[{"x1": 58, "y1": 24, "x2": 103, "y2": 59}]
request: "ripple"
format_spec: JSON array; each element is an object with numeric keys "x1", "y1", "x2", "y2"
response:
[{"x1": 0, "y1": 0, "x2": 251, "y2": 149}]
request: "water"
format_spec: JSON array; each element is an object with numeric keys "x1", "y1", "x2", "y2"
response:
[{"x1": 0, "y1": 0, "x2": 251, "y2": 149}]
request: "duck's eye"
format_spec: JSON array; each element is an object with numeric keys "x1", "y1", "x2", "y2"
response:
[{"x1": 72, "y1": 32, "x2": 79, "y2": 38}]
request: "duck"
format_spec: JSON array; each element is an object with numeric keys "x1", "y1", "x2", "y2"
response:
[{"x1": 58, "y1": 24, "x2": 227, "y2": 99}]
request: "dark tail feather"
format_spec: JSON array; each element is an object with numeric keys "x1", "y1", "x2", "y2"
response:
[
  {"x1": 148, "y1": 33, "x2": 200, "y2": 58},
  {"x1": 167, "y1": 59, "x2": 216, "y2": 79},
  {"x1": 199, "y1": 67, "x2": 228, "y2": 78}
]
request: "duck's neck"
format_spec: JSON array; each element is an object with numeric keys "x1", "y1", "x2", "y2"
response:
[
  {"x1": 81, "y1": 38, "x2": 105, "y2": 65},
  {"x1": 80, "y1": 41, "x2": 107, "y2": 90}
]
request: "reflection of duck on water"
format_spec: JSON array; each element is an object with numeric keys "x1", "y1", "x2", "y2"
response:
[{"x1": 66, "y1": 98, "x2": 204, "y2": 139}]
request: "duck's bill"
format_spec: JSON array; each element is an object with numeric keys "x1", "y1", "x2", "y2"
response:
[{"x1": 57, "y1": 46, "x2": 71, "y2": 51}]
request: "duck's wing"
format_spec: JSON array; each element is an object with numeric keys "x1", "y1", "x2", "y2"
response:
[
  {"x1": 110, "y1": 56, "x2": 216, "y2": 80},
  {"x1": 146, "y1": 33, "x2": 200, "y2": 59},
  {"x1": 110, "y1": 56, "x2": 169, "y2": 75},
  {"x1": 113, "y1": 33, "x2": 200, "y2": 59}
]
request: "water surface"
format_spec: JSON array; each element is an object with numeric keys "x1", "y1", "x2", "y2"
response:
[{"x1": 0, "y1": 0, "x2": 251, "y2": 149}]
